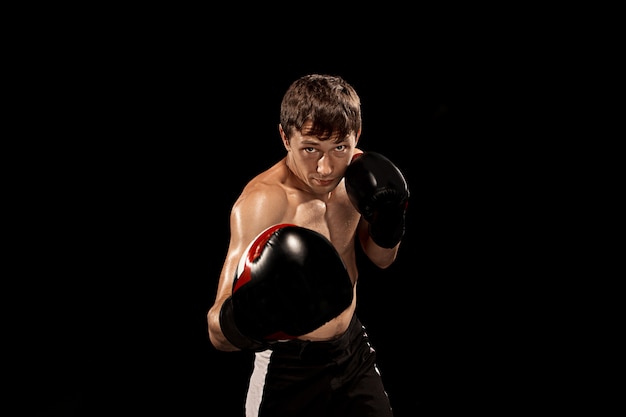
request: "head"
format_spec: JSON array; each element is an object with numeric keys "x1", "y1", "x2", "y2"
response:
[{"x1": 279, "y1": 74, "x2": 362, "y2": 194}]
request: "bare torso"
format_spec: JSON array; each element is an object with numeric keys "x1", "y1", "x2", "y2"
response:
[{"x1": 233, "y1": 158, "x2": 362, "y2": 341}]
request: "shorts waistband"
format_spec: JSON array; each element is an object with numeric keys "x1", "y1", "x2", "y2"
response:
[{"x1": 270, "y1": 314, "x2": 363, "y2": 358}]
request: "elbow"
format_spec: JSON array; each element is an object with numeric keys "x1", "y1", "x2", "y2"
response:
[
  {"x1": 206, "y1": 310, "x2": 221, "y2": 349},
  {"x1": 376, "y1": 258, "x2": 395, "y2": 269},
  {"x1": 373, "y1": 252, "x2": 397, "y2": 269},
  {"x1": 362, "y1": 239, "x2": 399, "y2": 269}
]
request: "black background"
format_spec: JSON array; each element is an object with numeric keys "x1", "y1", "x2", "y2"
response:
[{"x1": 8, "y1": 10, "x2": 570, "y2": 417}]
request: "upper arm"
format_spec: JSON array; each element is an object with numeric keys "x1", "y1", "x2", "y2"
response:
[
  {"x1": 207, "y1": 185, "x2": 288, "y2": 349},
  {"x1": 213, "y1": 185, "x2": 288, "y2": 306}
]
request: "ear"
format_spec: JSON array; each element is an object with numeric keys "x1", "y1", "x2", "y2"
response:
[
  {"x1": 355, "y1": 129, "x2": 362, "y2": 144},
  {"x1": 279, "y1": 124, "x2": 291, "y2": 151}
]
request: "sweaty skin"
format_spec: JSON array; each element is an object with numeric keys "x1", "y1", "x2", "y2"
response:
[{"x1": 207, "y1": 122, "x2": 399, "y2": 351}]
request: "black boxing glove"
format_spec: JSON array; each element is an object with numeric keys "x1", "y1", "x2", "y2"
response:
[
  {"x1": 345, "y1": 152, "x2": 410, "y2": 248},
  {"x1": 219, "y1": 224, "x2": 354, "y2": 351}
]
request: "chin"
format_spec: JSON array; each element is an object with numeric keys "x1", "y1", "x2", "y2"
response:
[{"x1": 313, "y1": 182, "x2": 337, "y2": 193}]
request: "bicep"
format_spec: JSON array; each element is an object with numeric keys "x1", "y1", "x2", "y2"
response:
[{"x1": 215, "y1": 188, "x2": 287, "y2": 300}]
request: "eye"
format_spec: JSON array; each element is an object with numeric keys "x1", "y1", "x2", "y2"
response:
[
  {"x1": 304, "y1": 147, "x2": 316, "y2": 153},
  {"x1": 335, "y1": 145, "x2": 346, "y2": 151}
]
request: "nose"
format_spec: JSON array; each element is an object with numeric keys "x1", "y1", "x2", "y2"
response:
[{"x1": 317, "y1": 154, "x2": 332, "y2": 176}]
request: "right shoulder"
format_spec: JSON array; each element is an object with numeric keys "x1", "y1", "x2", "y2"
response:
[
  {"x1": 230, "y1": 173, "x2": 289, "y2": 235},
  {"x1": 235, "y1": 181, "x2": 287, "y2": 216}
]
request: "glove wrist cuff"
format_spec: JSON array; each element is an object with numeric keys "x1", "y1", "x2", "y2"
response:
[
  {"x1": 369, "y1": 222, "x2": 404, "y2": 248},
  {"x1": 219, "y1": 297, "x2": 267, "y2": 351}
]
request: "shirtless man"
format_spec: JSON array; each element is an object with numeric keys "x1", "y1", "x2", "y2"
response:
[{"x1": 207, "y1": 74, "x2": 409, "y2": 417}]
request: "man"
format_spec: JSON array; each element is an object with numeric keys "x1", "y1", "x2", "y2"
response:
[{"x1": 207, "y1": 73, "x2": 409, "y2": 416}]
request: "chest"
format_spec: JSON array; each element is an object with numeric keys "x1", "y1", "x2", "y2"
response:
[{"x1": 289, "y1": 196, "x2": 360, "y2": 252}]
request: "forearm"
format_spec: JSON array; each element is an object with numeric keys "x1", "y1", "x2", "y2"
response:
[
  {"x1": 358, "y1": 222, "x2": 399, "y2": 269},
  {"x1": 207, "y1": 304, "x2": 240, "y2": 352}
]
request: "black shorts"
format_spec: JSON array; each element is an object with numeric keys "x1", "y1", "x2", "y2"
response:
[{"x1": 245, "y1": 314, "x2": 394, "y2": 417}]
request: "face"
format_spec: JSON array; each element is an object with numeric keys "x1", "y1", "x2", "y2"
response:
[{"x1": 281, "y1": 121, "x2": 359, "y2": 194}]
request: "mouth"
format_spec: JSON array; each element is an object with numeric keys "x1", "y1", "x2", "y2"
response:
[{"x1": 314, "y1": 178, "x2": 334, "y2": 186}]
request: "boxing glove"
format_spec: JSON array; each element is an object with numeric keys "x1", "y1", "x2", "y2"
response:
[
  {"x1": 219, "y1": 224, "x2": 354, "y2": 351},
  {"x1": 344, "y1": 152, "x2": 410, "y2": 248}
]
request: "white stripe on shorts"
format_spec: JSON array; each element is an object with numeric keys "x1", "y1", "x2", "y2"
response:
[{"x1": 245, "y1": 349, "x2": 272, "y2": 417}]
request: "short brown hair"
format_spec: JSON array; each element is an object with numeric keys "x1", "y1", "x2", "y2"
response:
[{"x1": 280, "y1": 74, "x2": 361, "y2": 142}]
